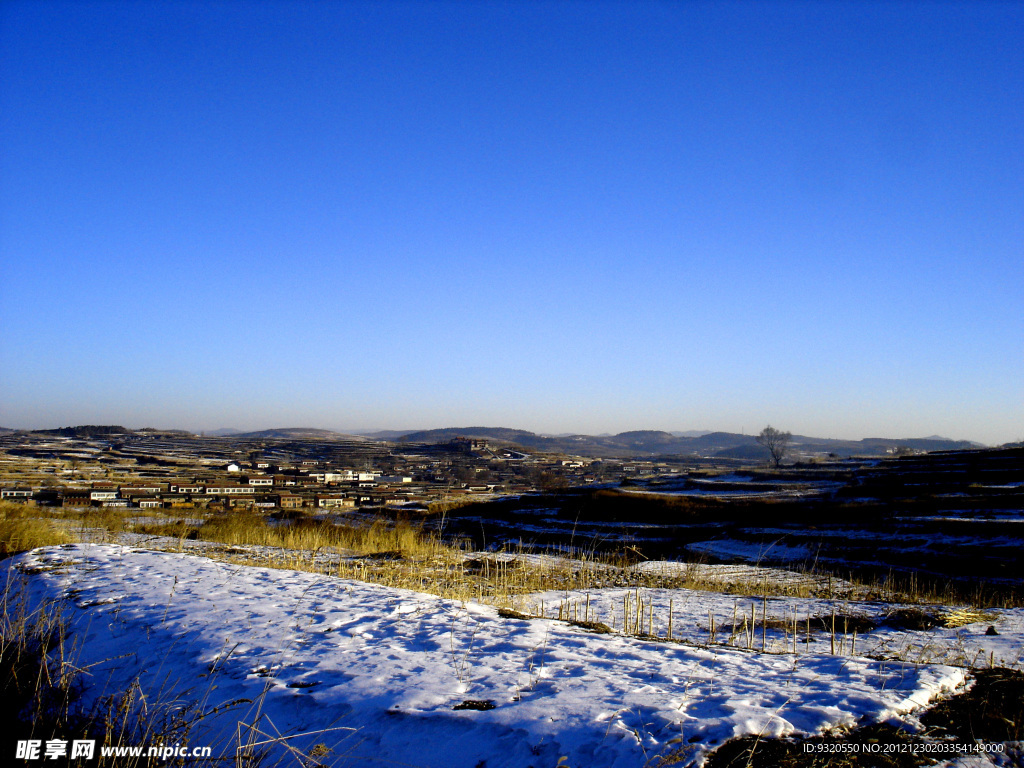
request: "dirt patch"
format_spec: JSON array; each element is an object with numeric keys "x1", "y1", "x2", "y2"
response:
[
  {"x1": 814, "y1": 614, "x2": 877, "y2": 633},
  {"x1": 497, "y1": 608, "x2": 533, "y2": 620},
  {"x1": 567, "y1": 619, "x2": 613, "y2": 634},
  {"x1": 884, "y1": 608, "x2": 942, "y2": 630},
  {"x1": 354, "y1": 550, "x2": 404, "y2": 561},
  {"x1": 921, "y1": 667, "x2": 1024, "y2": 742},
  {"x1": 463, "y1": 557, "x2": 522, "y2": 575},
  {"x1": 453, "y1": 699, "x2": 495, "y2": 711}
]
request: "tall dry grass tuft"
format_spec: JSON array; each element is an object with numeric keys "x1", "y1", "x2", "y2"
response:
[
  {"x1": 195, "y1": 511, "x2": 449, "y2": 560},
  {"x1": 0, "y1": 501, "x2": 75, "y2": 557}
]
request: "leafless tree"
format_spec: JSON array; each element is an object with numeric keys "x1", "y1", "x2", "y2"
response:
[{"x1": 756, "y1": 425, "x2": 792, "y2": 468}]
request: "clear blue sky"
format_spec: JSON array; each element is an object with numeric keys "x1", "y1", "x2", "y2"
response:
[{"x1": 1, "y1": 1, "x2": 1021, "y2": 443}]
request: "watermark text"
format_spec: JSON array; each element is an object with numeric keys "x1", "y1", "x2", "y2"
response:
[{"x1": 16, "y1": 740, "x2": 212, "y2": 761}]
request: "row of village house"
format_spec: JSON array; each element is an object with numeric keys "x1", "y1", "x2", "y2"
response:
[
  {"x1": 1, "y1": 474, "x2": 498, "y2": 511},
  {"x1": 57, "y1": 487, "x2": 370, "y2": 510}
]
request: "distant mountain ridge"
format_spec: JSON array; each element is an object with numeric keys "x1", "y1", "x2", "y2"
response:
[
  {"x1": 392, "y1": 426, "x2": 981, "y2": 458},
  {"x1": 10, "y1": 423, "x2": 985, "y2": 457},
  {"x1": 399, "y1": 427, "x2": 540, "y2": 446}
]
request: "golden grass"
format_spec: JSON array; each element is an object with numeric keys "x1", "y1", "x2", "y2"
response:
[
  {"x1": 941, "y1": 607, "x2": 999, "y2": 628},
  {"x1": 0, "y1": 585, "x2": 79, "y2": 740},
  {"x1": 0, "y1": 502, "x2": 75, "y2": 557},
  {"x1": 200, "y1": 512, "x2": 445, "y2": 557}
]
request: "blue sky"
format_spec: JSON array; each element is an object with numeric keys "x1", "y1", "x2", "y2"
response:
[{"x1": 1, "y1": 1, "x2": 1021, "y2": 443}]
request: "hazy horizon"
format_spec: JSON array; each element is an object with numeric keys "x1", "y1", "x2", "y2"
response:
[{"x1": 2, "y1": 1, "x2": 1021, "y2": 446}]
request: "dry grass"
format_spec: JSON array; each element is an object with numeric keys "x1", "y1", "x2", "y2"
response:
[
  {"x1": 0, "y1": 502, "x2": 75, "y2": 557},
  {"x1": 74, "y1": 507, "x2": 135, "y2": 536},
  {"x1": 201, "y1": 511, "x2": 446, "y2": 558},
  {"x1": 939, "y1": 607, "x2": 999, "y2": 628},
  {"x1": 0, "y1": 586, "x2": 78, "y2": 739}
]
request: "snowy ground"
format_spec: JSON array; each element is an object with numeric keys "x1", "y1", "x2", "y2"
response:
[
  {"x1": 58, "y1": 528, "x2": 863, "y2": 597},
  {"x1": 6, "y1": 544, "x2": 1015, "y2": 767},
  {"x1": 525, "y1": 586, "x2": 1024, "y2": 670}
]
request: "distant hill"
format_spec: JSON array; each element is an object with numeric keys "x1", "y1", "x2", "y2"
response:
[
  {"x1": 207, "y1": 428, "x2": 243, "y2": 437},
  {"x1": 398, "y1": 427, "x2": 542, "y2": 446},
  {"x1": 614, "y1": 430, "x2": 677, "y2": 443},
  {"x1": 230, "y1": 427, "x2": 371, "y2": 441},
  {"x1": 714, "y1": 443, "x2": 772, "y2": 461},
  {"x1": 356, "y1": 430, "x2": 418, "y2": 440},
  {"x1": 395, "y1": 427, "x2": 754, "y2": 457},
  {"x1": 687, "y1": 432, "x2": 758, "y2": 451},
  {"x1": 393, "y1": 426, "x2": 981, "y2": 459}
]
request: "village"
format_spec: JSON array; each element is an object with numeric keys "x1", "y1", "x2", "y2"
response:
[{"x1": 0, "y1": 429, "x2": 682, "y2": 515}]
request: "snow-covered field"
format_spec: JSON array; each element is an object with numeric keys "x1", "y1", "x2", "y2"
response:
[
  {"x1": 525, "y1": 587, "x2": 1024, "y2": 670},
  {"x1": 7, "y1": 544, "x2": 1020, "y2": 766}
]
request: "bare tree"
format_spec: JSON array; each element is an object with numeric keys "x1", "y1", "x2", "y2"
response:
[{"x1": 756, "y1": 425, "x2": 792, "y2": 468}]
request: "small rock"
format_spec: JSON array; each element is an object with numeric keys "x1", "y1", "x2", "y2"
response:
[{"x1": 985, "y1": 625, "x2": 999, "y2": 636}]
